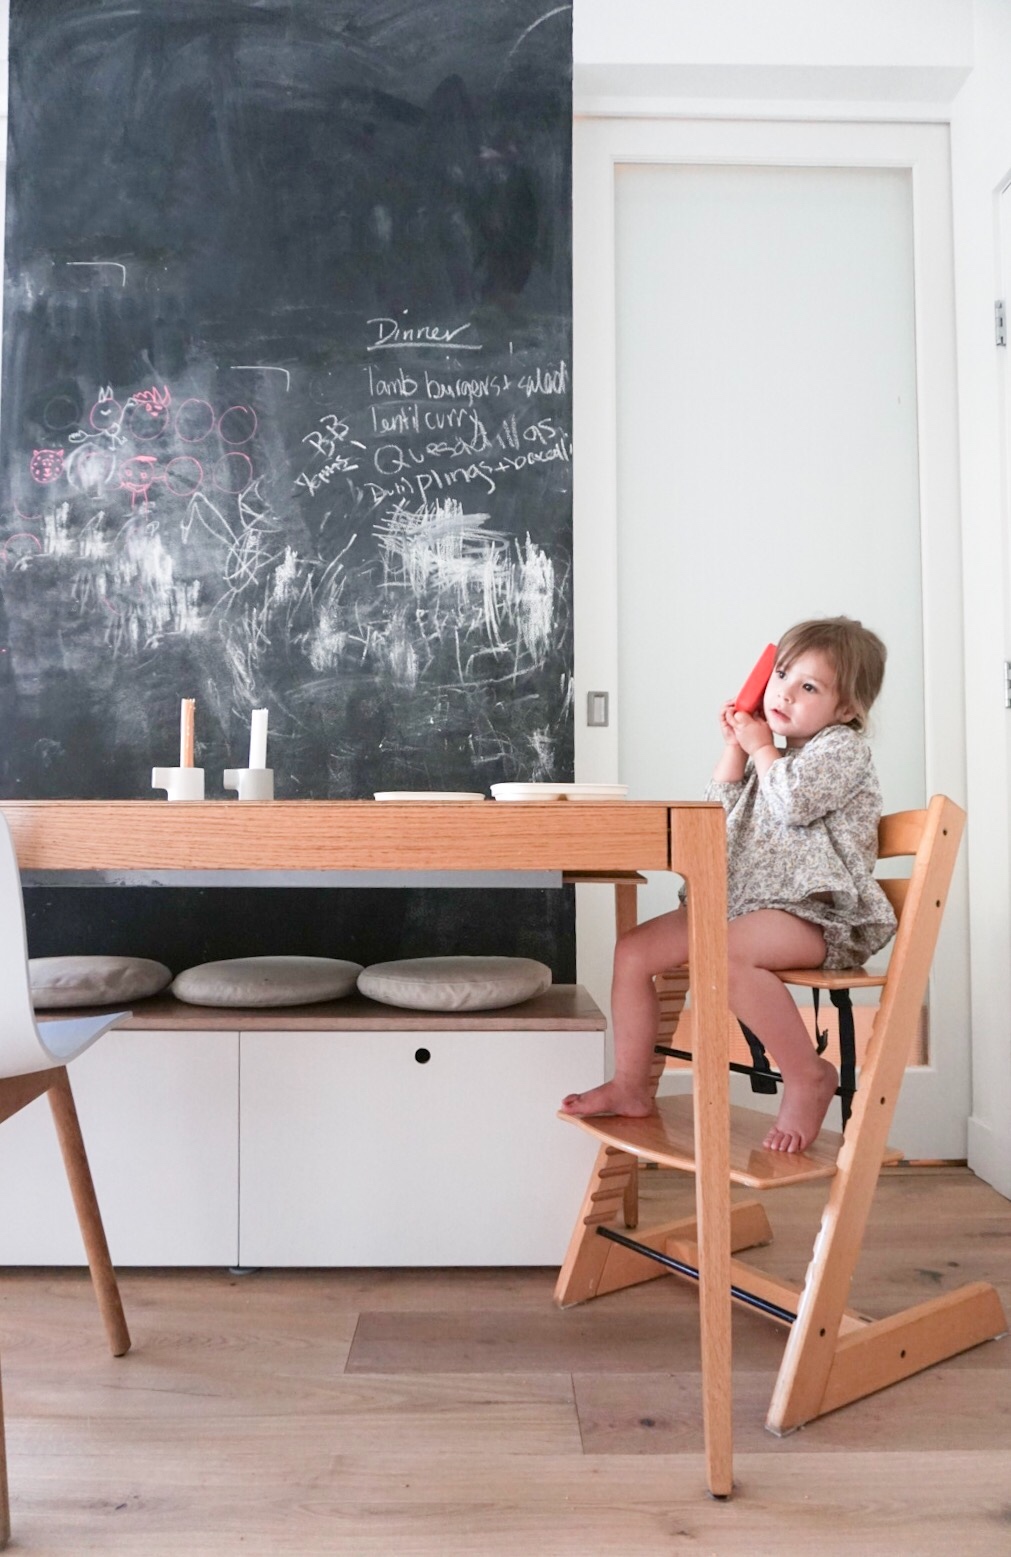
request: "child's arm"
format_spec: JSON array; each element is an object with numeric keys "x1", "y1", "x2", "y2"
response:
[
  {"x1": 730, "y1": 709, "x2": 779, "y2": 781},
  {"x1": 711, "y1": 700, "x2": 748, "y2": 783}
]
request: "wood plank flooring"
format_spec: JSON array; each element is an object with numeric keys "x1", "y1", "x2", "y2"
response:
[{"x1": 0, "y1": 1165, "x2": 1007, "y2": 1555}]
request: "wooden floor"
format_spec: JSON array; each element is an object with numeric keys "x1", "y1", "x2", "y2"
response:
[{"x1": 0, "y1": 1165, "x2": 1007, "y2": 1555}]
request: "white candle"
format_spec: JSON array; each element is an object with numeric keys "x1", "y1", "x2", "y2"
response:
[{"x1": 248, "y1": 708, "x2": 269, "y2": 769}]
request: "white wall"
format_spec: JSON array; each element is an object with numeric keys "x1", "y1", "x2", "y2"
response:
[
  {"x1": 574, "y1": 0, "x2": 973, "y2": 117},
  {"x1": 575, "y1": 0, "x2": 972, "y2": 65},
  {"x1": 572, "y1": 0, "x2": 1011, "y2": 1196}
]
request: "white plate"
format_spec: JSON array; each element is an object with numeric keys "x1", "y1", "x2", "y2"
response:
[
  {"x1": 374, "y1": 791, "x2": 486, "y2": 801},
  {"x1": 491, "y1": 783, "x2": 629, "y2": 802}
]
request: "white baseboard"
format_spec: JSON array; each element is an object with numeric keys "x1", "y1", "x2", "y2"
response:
[{"x1": 967, "y1": 1114, "x2": 1011, "y2": 1200}]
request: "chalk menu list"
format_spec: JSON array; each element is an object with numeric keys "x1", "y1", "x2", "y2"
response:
[{"x1": 1, "y1": 0, "x2": 574, "y2": 974}]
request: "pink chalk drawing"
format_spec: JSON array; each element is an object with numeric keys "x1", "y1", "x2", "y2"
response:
[
  {"x1": 133, "y1": 385, "x2": 170, "y2": 416},
  {"x1": 125, "y1": 385, "x2": 171, "y2": 440},
  {"x1": 212, "y1": 452, "x2": 254, "y2": 494},
  {"x1": 118, "y1": 453, "x2": 161, "y2": 507},
  {"x1": 164, "y1": 455, "x2": 204, "y2": 497},
  {"x1": 217, "y1": 405, "x2": 257, "y2": 445},
  {"x1": 175, "y1": 398, "x2": 216, "y2": 443},
  {"x1": 89, "y1": 386, "x2": 122, "y2": 434},
  {"x1": 29, "y1": 448, "x2": 65, "y2": 483}
]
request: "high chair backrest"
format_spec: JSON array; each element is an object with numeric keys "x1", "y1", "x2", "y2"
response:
[
  {"x1": 657, "y1": 795, "x2": 964, "y2": 1082},
  {"x1": 842, "y1": 794, "x2": 965, "y2": 1087},
  {"x1": 873, "y1": 798, "x2": 953, "y2": 941},
  {"x1": 0, "y1": 812, "x2": 69, "y2": 1078}
]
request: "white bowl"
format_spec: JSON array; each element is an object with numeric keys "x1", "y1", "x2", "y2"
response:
[{"x1": 490, "y1": 782, "x2": 629, "y2": 802}]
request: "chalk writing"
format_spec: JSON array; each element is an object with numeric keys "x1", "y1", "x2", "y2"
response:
[
  {"x1": 367, "y1": 317, "x2": 480, "y2": 351},
  {"x1": 2, "y1": 314, "x2": 570, "y2": 800}
]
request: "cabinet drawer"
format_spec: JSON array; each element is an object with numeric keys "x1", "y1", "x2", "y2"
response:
[
  {"x1": 0, "y1": 1030, "x2": 239, "y2": 1267},
  {"x1": 239, "y1": 1027, "x2": 604, "y2": 1266}
]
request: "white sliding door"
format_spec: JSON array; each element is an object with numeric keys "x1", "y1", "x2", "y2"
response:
[{"x1": 574, "y1": 119, "x2": 967, "y2": 1158}]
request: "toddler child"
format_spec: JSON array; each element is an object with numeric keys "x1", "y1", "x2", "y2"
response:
[{"x1": 562, "y1": 616, "x2": 897, "y2": 1152}]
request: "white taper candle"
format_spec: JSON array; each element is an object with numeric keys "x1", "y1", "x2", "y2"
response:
[{"x1": 248, "y1": 707, "x2": 268, "y2": 769}]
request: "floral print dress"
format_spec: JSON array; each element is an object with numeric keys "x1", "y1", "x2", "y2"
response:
[{"x1": 701, "y1": 723, "x2": 897, "y2": 969}]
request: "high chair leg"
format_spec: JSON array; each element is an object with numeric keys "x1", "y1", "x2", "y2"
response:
[
  {"x1": 555, "y1": 1145, "x2": 656, "y2": 1306},
  {"x1": 555, "y1": 1134, "x2": 776, "y2": 1309}
]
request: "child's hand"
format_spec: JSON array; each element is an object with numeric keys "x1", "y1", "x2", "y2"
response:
[
  {"x1": 731, "y1": 709, "x2": 775, "y2": 756},
  {"x1": 718, "y1": 700, "x2": 742, "y2": 746}
]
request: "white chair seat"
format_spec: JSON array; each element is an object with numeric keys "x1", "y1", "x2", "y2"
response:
[
  {"x1": 0, "y1": 815, "x2": 129, "y2": 1077},
  {"x1": 36, "y1": 1012, "x2": 133, "y2": 1063}
]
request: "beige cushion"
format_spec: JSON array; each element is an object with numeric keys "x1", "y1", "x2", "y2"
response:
[
  {"x1": 171, "y1": 955, "x2": 362, "y2": 1008},
  {"x1": 30, "y1": 955, "x2": 172, "y2": 1010},
  {"x1": 357, "y1": 955, "x2": 552, "y2": 1012}
]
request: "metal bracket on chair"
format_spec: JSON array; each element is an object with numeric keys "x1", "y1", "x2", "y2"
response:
[{"x1": 596, "y1": 1225, "x2": 798, "y2": 1325}]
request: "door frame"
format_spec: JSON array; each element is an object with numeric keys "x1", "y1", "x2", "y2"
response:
[{"x1": 573, "y1": 116, "x2": 970, "y2": 1158}]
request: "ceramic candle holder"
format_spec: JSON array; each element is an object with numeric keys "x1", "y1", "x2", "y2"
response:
[
  {"x1": 223, "y1": 767, "x2": 274, "y2": 801},
  {"x1": 152, "y1": 766, "x2": 205, "y2": 802}
]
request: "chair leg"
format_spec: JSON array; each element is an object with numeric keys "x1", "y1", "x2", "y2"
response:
[
  {"x1": 555, "y1": 1145, "x2": 667, "y2": 1306},
  {"x1": 556, "y1": 1139, "x2": 775, "y2": 1310},
  {"x1": 46, "y1": 1068, "x2": 131, "y2": 1358},
  {"x1": 612, "y1": 881, "x2": 642, "y2": 1229}
]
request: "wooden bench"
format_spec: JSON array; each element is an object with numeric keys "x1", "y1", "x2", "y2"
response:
[{"x1": 0, "y1": 986, "x2": 605, "y2": 1268}]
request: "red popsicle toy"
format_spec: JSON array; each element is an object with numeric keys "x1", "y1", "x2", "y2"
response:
[{"x1": 734, "y1": 643, "x2": 777, "y2": 715}]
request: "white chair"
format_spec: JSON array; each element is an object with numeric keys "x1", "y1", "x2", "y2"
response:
[{"x1": 0, "y1": 812, "x2": 132, "y2": 1548}]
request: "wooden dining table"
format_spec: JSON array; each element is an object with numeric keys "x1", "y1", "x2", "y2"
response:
[{"x1": 0, "y1": 796, "x2": 734, "y2": 1496}]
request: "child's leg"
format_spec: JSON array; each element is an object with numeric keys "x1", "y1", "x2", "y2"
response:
[
  {"x1": 561, "y1": 906, "x2": 690, "y2": 1116},
  {"x1": 726, "y1": 909, "x2": 838, "y2": 1152}
]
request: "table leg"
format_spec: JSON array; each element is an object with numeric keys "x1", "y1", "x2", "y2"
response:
[
  {"x1": 612, "y1": 882, "x2": 642, "y2": 1226},
  {"x1": 670, "y1": 805, "x2": 733, "y2": 1498}
]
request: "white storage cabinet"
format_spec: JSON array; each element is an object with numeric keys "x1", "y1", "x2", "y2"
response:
[{"x1": 0, "y1": 989, "x2": 604, "y2": 1267}]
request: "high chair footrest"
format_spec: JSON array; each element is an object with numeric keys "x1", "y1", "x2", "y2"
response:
[{"x1": 561, "y1": 1095, "x2": 845, "y2": 1189}]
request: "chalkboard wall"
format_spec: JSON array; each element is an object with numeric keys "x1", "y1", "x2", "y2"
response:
[{"x1": 2, "y1": 0, "x2": 574, "y2": 975}]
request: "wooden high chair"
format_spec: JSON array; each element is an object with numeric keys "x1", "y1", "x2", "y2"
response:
[{"x1": 555, "y1": 795, "x2": 1007, "y2": 1436}]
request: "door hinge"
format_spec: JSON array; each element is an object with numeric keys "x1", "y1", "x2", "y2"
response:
[
  {"x1": 997, "y1": 300, "x2": 1007, "y2": 347},
  {"x1": 1005, "y1": 660, "x2": 1011, "y2": 708}
]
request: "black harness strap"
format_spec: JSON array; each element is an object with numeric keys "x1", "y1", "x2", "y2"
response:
[
  {"x1": 656, "y1": 983, "x2": 859, "y2": 1132},
  {"x1": 737, "y1": 1021, "x2": 779, "y2": 1094},
  {"x1": 824, "y1": 986, "x2": 857, "y2": 1128}
]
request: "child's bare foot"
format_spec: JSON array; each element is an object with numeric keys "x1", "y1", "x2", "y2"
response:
[
  {"x1": 560, "y1": 1080, "x2": 655, "y2": 1117},
  {"x1": 762, "y1": 1058, "x2": 838, "y2": 1153}
]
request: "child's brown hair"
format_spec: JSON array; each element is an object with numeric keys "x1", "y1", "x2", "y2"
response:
[{"x1": 775, "y1": 616, "x2": 886, "y2": 733}]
